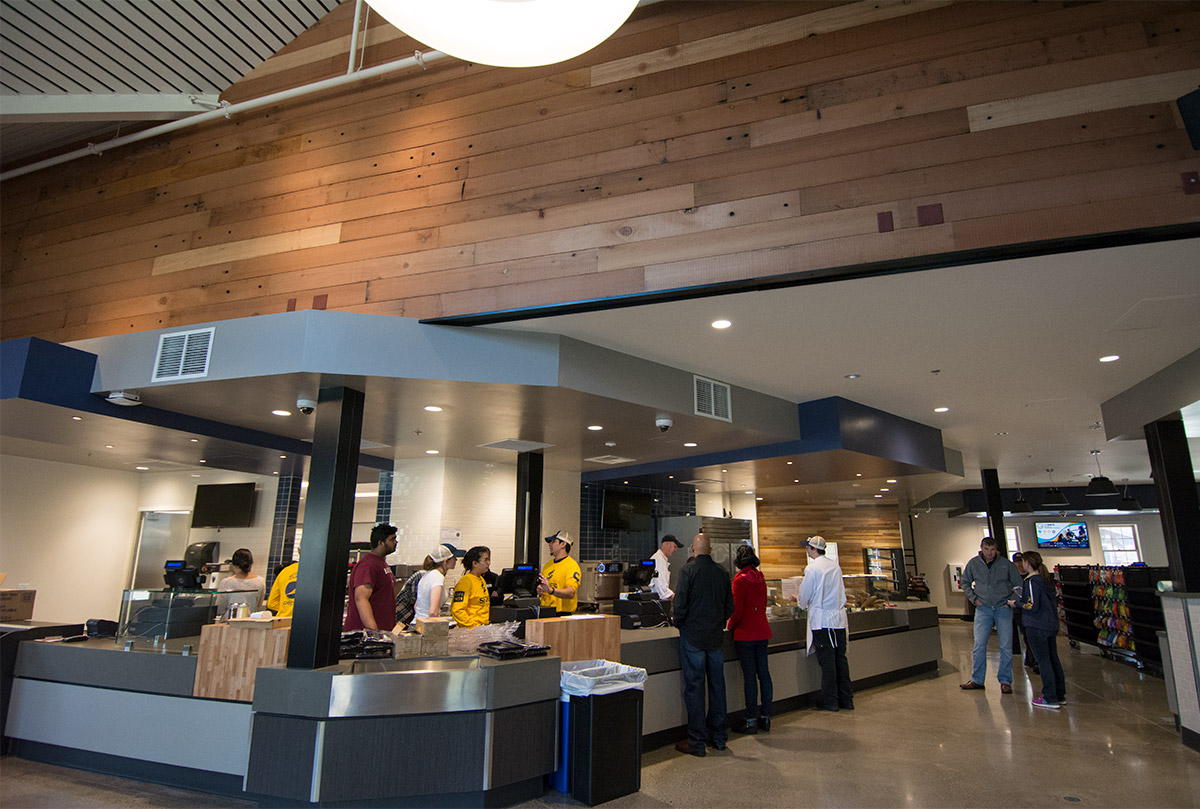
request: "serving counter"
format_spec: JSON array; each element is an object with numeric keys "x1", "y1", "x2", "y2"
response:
[{"x1": 3, "y1": 604, "x2": 941, "y2": 806}]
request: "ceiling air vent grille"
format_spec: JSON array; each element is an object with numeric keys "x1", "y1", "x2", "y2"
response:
[
  {"x1": 694, "y1": 375, "x2": 732, "y2": 422},
  {"x1": 153, "y1": 327, "x2": 214, "y2": 382}
]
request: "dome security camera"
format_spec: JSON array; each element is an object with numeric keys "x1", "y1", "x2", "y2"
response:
[
  {"x1": 296, "y1": 398, "x2": 317, "y2": 415},
  {"x1": 655, "y1": 416, "x2": 673, "y2": 432}
]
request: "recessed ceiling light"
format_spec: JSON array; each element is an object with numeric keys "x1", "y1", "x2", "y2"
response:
[
  {"x1": 874, "y1": 494, "x2": 883, "y2": 498},
  {"x1": 756, "y1": 497, "x2": 763, "y2": 501},
  {"x1": 272, "y1": 409, "x2": 291, "y2": 416},
  {"x1": 135, "y1": 466, "x2": 149, "y2": 471},
  {"x1": 994, "y1": 432, "x2": 1008, "y2": 436},
  {"x1": 191, "y1": 474, "x2": 200, "y2": 478},
  {"x1": 425, "y1": 450, "x2": 439, "y2": 455},
  {"x1": 605, "y1": 441, "x2": 616, "y2": 447},
  {"x1": 934, "y1": 407, "x2": 949, "y2": 413},
  {"x1": 198, "y1": 459, "x2": 206, "y2": 463},
  {"x1": 684, "y1": 442, "x2": 697, "y2": 447},
  {"x1": 880, "y1": 488, "x2": 890, "y2": 491},
  {"x1": 786, "y1": 461, "x2": 793, "y2": 465},
  {"x1": 1099, "y1": 355, "x2": 1120, "y2": 363},
  {"x1": 668, "y1": 475, "x2": 674, "y2": 479},
  {"x1": 72, "y1": 416, "x2": 82, "y2": 421},
  {"x1": 844, "y1": 373, "x2": 860, "y2": 380},
  {"x1": 886, "y1": 479, "x2": 897, "y2": 483},
  {"x1": 852, "y1": 483, "x2": 861, "y2": 487},
  {"x1": 588, "y1": 425, "x2": 603, "y2": 431},
  {"x1": 624, "y1": 481, "x2": 629, "y2": 484},
  {"x1": 856, "y1": 473, "x2": 862, "y2": 477},
  {"x1": 424, "y1": 405, "x2": 444, "y2": 412},
  {"x1": 189, "y1": 438, "x2": 199, "y2": 443},
  {"x1": 280, "y1": 455, "x2": 287, "y2": 459},
  {"x1": 273, "y1": 471, "x2": 279, "y2": 475},
  {"x1": 105, "y1": 444, "x2": 114, "y2": 449},
  {"x1": 712, "y1": 319, "x2": 732, "y2": 329},
  {"x1": 794, "y1": 479, "x2": 799, "y2": 483},
  {"x1": 722, "y1": 469, "x2": 728, "y2": 473},
  {"x1": 745, "y1": 490, "x2": 753, "y2": 495}
]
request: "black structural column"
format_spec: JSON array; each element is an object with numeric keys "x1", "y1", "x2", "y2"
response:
[
  {"x1": 288, "y1": 385, "x2": 365, "y2": 670},
  {"x1": 982, "y1": 468, "x2": 1008, "y2": 554},
  {"x1": 515, "y1": 451, "x2": 544, "y2": 565},
  {"x1": 1145, "y1": 417, "x2": 1200, "y2": 592}
]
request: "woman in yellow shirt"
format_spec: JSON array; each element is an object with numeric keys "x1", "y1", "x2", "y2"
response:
[{"x1": 451, "y1": 546, "x2": 492, "y2": 628}]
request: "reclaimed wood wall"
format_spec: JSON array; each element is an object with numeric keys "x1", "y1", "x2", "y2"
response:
[
  {"x1": 2, "y1": 1, "x2": 1198, "y2": 342},
  {"x1": 756, "y1": 500, "x2": 902, "y2": 579}
]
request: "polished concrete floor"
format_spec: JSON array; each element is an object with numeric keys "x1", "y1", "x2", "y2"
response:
[{"x1": 2, "y1": 621, "x2": 1197, "y2": 808}]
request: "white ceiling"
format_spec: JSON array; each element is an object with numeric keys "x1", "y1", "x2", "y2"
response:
[{"x1": 495, "y1": 238, "x2": 1200, "y2": 493}]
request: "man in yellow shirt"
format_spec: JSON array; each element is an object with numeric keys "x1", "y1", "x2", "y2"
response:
[
  {"x1": 267, "y1": 560, "x2": 298, "y2": 617},
  {"x1": 538, "y1": 531, "x2": 581, "y2": 614}
]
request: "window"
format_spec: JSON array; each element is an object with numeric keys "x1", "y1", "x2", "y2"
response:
[
  {"x1": 1006, "y1": 525, "x2": 1020, "y2": 553},
  {"x1": 1098, "y1": 525, "x2": 1141, "y2": 566}
]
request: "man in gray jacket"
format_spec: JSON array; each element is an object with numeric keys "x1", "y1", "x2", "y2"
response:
[{"x1": 960, "y1": 536, "x2": 1022, "y2": 693}]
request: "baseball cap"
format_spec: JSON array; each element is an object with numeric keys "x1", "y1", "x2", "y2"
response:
[
  {"x1": 804, "y1": 535, "x2": 827, "y2": 551},
  {"x1": 544, "y1": 530, "x2": 572, "y2": 549},
  {"x1": 430, "y1": 543, "x2": 465, "y2": 563},
  {"x1": 660, "y1": 534, "x2": 684, "y2": 547}
]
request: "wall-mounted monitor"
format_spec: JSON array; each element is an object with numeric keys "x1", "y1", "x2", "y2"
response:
[
  {"x1": 601, "y1": 489, "x2": 654, "y2": 532},
  {"x1": 1035, "y1": 521, "x2": 1090, "y2": 549},
  {"x1": 191, "y1": 482, "x2": 256, "y2": 528}
]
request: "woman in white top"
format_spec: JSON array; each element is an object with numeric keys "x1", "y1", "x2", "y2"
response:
[
  {"x1": 217, "y1": 548, "x2": 266, "y2": 605},
  {"x1": 413, "y1": 543, "x2": 464, "y2": 621}
]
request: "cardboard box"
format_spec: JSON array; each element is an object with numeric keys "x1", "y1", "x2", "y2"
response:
[
  {"x1": 392, "y1": 632, "x2": 423, "y2": 659},
  {"x1": 0, "y1": 589, "x2": 37, "y2": 621},
  {"x1": 415, "y1": 617, "x2": 450, "y2": 636}
]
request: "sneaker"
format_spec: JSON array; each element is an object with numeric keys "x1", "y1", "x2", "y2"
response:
[{"x1": 1032, "y1": 697, "x2": 1060, "y2": 710}]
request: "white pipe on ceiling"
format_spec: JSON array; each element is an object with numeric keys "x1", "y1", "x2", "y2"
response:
[{"x1": 0, "y1": 48, "x2": 450, "y2": 183}]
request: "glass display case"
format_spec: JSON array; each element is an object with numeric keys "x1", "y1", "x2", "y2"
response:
[{"x1": 117, "y1": 589, "x2": 218, "y2": 648}]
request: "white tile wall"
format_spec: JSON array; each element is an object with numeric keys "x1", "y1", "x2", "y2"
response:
[
  {"x1": 386, "y1": 457, "x2": 446, "y2": 567},
  {"x1": 1163, "y1": 597, "x2": 1200, "y2": 732}
]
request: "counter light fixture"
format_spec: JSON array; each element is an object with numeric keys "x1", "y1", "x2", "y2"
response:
[
  {"x1": 1040, "y1": 469, "x2": 1068, "y2": 508},
  {"x1": 271, "y1": 410, "x2": 291, "y2": 416},
  {"x1": 712, "y1": 319, "x2": 732, "y2": 329},
  {"x1": 1099, "y1": 355, "x2": 1120, "y2": 363},
  {"x1": 366, "y1": 0, "x2": 639, "y2": 67},
  {"x1": 1085, "y1": 450, "x2": 1119, "y2": 496}
]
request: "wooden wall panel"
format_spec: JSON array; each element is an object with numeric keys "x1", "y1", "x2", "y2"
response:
[
  {"x1": 756, "y1": 501, "x2": 902, "y2": 580},
  {"x1": 3, "y1": 1, "x2": 1200, "y2": 343}
]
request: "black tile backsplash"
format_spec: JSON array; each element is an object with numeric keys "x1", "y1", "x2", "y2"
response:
[{"x1": 579, "y1": 483, "x2": 696, "y2": 564}]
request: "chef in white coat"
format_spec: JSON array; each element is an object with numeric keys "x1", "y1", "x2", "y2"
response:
[
  {"x1": 650, "y1": 534, "x2": 684, "y2": 600},
  {"x1": 795, "y1": 535, "x2": 854, "y2": 711}
]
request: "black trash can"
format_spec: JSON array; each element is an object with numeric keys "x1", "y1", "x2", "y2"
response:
[{"x1": 553, "y1": 660, "x2": 646, "y2": 806}]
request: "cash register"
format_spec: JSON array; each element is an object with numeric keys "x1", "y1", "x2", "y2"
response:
[
  {"x1": 614, "y1": 560, "x2": 672, "y2": 629},
  {"x1": 489, "y1": 566, "x2": 556, "y2": 633}
]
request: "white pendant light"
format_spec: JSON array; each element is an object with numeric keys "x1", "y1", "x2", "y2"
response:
[{"x1": 367, "y1": 0, "x2": 640, "y2": 68}]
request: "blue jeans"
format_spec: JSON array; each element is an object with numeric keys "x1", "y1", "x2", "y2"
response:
[
  {"x1": 679, "y1": 635, "x2": 727, "y2": 748},
  {"x1": 1026, "y1": 627, "x2": 1065, "y2": 703},
  {"x1": 972, "y1": 604, "x2": 1014, "y2": 685},
  {"x1": 735, "y1": 639, "x2": 773, "y2": 721}
]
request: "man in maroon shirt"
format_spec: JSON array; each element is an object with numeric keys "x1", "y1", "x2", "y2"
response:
[{"x1": 344, "y1": 524, "x2": 398, "y2": 631}]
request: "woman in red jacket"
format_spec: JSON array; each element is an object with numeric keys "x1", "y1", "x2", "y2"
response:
[{"x1": 729, "y1": 544, "x2": 774, "y2": 733}]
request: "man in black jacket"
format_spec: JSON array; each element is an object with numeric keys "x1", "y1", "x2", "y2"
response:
[{"x1": 672, "y1": 532, "x2": 734, "y2": 757}]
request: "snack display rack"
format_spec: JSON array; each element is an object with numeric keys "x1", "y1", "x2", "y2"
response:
[{"x1": 1055, "y1": 564, "x2": 1168, "y2": 672}]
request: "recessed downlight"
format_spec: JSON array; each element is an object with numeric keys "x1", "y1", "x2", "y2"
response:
[
  {"x1": 684, "y1": 442, "x2": 697, "y2": 447},
  {"x1": 72, "y1": 416, "x2": 82, "y2": 421},
  {"x1": 279, "y1": 455, "x2": 287, "y2": 459},
  {"x1": 934, "y1": 407, "x2": 950, "y2": 413},
  {"x1": 425, "y1": 450, "x2": 439, "y2": 455},
  {"x1": 856, "y1": 473, "x2": 862, "y2": 477},
  {"x1": 1099, "y1": 355, "x2": 1120, "y2": 363},
  {"x1": 880, "y1": 488, "x2": 890, "y2": 492},
  {"x1": 587, "y1": 425, "x2": 603, "y2": 431},
  {"x1": 874, "y1": 494, "x2": 883, "y2": 498},
  {"x1": 711, "y1": 319, "x2": 732, "y2": 329},
  {"x1": 886, "y1": 479, "x2": 897, "y2": 483},
  {"x1": 272, "y1": 409, "x2": 291, "y2": 416},
  {"x1": 744, "y1": 491, "x2": 753, "y2": 495},
  {"x1": 105, "y1": 444, "x2": 114, "y2": 449},
  {"x1": 844, "y1": 373, "x2": 860, "y2": 380},
  {"x1": 424, "y1": 405, "x2": 444, "y2": 412},
  {"x1": 198, "y1": 459, "x2": 206, "y2": 463},
  {"x1": 135, "y1": 466, "x2": 149, "y2": 471},
  {"x1": 189, "y1": 438, "x2": 199, "y2": 443},
  {"x1": 994, "y1": 432, "x2": 1008, "y2": 436}
]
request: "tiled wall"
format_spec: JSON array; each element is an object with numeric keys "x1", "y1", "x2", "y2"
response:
[
  {"x1": 266, "y1": 475, "x2": 302, "y2": 591},
  {"x1": 579, "y1": 483, "x2": 696, "y2": 564}
]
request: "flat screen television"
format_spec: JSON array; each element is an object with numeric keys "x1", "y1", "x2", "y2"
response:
[
  {"x1": 191, "y1": 482, "x2": 256, "y2": 528},
  {"x1": 601, "y1": 489, "x2": 654, "y2": 532},
  {"x1": 1035, "y1": 521, "x2": 1090, "y2": 549}
]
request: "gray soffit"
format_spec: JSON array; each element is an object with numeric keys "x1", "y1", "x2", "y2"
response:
[{"x1": 0, "y1": 0, "x2": 343, "y2": 170}]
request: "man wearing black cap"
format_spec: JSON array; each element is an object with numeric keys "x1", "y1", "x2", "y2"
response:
[
  {"x1": 538, "y1": 531, "x2": 581, "y2": 614},
  {"x1": 650, "y1": 534, "x2": 684, "y2": 600}
]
